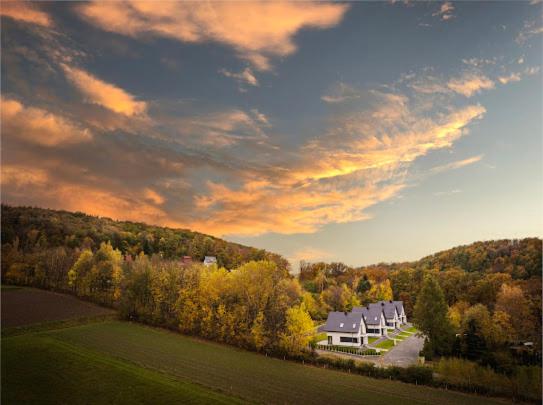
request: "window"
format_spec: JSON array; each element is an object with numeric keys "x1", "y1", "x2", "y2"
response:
[{"x1": 340, "y1": 337, "x2": 358, "y2": 343}]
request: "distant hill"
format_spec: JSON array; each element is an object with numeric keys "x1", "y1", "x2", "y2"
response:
[
  {"x1": 356, "y1": 238, "x2": 542, "y2": 279},
  {"x1": 1, "y1": 205, "x2": 287, "y2": 269}
]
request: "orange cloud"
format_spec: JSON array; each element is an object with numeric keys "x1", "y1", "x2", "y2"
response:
[
  {"x1": 77, "y1": 1, "x2": 349, "y2": 70},
  {"x1": 430, "y1": 154, "x2": 484, "y2": 174},
  {"x1": 0, "y1": 0, "x2": 51, "y2": 27},
  {"x1": 447, "y1": 73, "x2": 495, "y2": 97},
  {"x1": 62, "y1": 64, "x2": 147, "y2": 116},
  {"x1": 183, "y1": 87, "x2": 486, "y2": 236},
  {"x1": 1, "y1": 164, "x2": 177, "y2": 228},
  {"x1": 1, "y1": 97, "x2": 92, "y2": 146}
]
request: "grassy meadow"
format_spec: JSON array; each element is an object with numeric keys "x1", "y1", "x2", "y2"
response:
[{"x1": 2, "y1": 319, "x2": 514, "y2": 405}]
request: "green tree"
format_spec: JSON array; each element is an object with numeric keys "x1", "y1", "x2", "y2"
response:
[{"x1": 414, "y1": 274, "x2": 454, "y2": 357}]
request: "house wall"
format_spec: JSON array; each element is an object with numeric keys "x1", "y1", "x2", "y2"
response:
[{"x1": 326, "y1": 332, "x2": 367, "y2": 346}]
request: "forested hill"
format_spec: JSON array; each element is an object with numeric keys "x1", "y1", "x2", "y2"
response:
[
  {"x1": 1, "y1": 205, "x2": 287, "y2": 269},
  {"x1": 364, "y1": 238, "x2": 542, "y2": 278}
]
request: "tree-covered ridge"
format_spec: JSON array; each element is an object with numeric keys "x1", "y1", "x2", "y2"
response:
[{"x1": 1, "y1": 205, "x2": 287, "y2": 269}]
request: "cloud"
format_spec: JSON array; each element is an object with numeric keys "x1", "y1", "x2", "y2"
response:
[
  {"x1": 219, "y1": 67, "x2": 259, "y2": 88},
  {"x1": 498, "y1": 73, "x2": 521, "y2": 84},
  {"x1": 432, "y1": 2, "x2": 455, "y2": 21},
  {"x1": 516, "y1": 19, "x2": 543, "y2": 44},
  {"x1": 77, "y1": 1, "x2": 349, "y2": 70},
  {"x1": 433, "y1": 189, "x2": 462, "y2": 197},
  {"x1": 61, "y1": 64, "x2": 147, "y2": 116},
  {"x1": 184, "y1": 89, "x2": 486, "y2": 236},
  {"x1": 430, "y1": 154, "x2": 484, "y2": 174},
  {"x1": 0, "y1": 0, "x2": 52, "y2": 27},
  {"x1": 1, "y1": 164, "x2": 175, "y2": 227},
  {"x1": 1, "y1": 97, "x2": 93, "y2": 146},
  {"x1": 447, "y1": 73, "x2": 495, "y2": 97},
  {"x1": 321, "y1": 82, "x2": 361, "y2": 103},
  {"x1": 172, "y1": 109, "x2": 271, "y2": 148}
]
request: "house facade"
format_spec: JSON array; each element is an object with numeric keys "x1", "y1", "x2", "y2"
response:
[
  {"x1": 203, "y1": 256, "x2": 217, "y2": 266},
  {"x1": 352, "y1": 305, "x2": 388, "y2": 337},
  {"x1": 321, "y1": 300, "x2": 407, "y2": 347},
  {"x1": 392, "y1": 301, "x2": 407, "y2": 325},
  {"x1": 321, "y1": 311, "x2": 368, "y2": 347},
  {"x1": 377, "y1": 301, "x2": 401, "y2": 330}
]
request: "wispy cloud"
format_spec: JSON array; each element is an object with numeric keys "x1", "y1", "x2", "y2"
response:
[
  {"x1": 498, "y1": 73, "x2": 521, "y2": 84},
  {"x1": 432, "y1": 2, "x2": 455, "y2": 21},
  {"x1": 447, "y1": 73, "x2": 495, "y2": 97},
  {"x1": 77, "y1": 1, "x2": 349, "y2": 71},
  {"x1": 430, "y1": 154, "x2": 484, "y2": 174},
  {"x1": 219, "y1": 67, "x2": 259, "y2": 90},
  {"x1": 433, "y1": 189, "x2": 462, "y2": 197},
  {"x1": 321, "y1": 82, "x2": 361, "y2": 103},
  {"x1": 0, "y1": 0, "x2": 52, "y2": 27},
  {"x1": 62, "y1": 64, "x2": 147, "y2": 116},
  {"x1": 516, "y1": 19, "x2": 543, "y2": 44},
  {"x1": 1, "y1": 97, "x2": 92, "y2": 146}
]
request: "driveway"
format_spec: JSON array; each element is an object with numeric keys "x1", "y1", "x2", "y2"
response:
[{"x1": 380, "y1": 333, "x2": 424, "y2": 367}]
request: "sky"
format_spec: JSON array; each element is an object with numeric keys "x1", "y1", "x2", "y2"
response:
[{"x1": 1, "y1": 1, "x2": 542, "y2": 268}]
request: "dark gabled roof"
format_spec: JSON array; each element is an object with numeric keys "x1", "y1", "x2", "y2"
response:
[
  {"x1": 393, "y1": 301, "x2": 404, "y2": 315},
  {"x1": 377, "y1": 301, "x2": 398, "y2": 319},
  {"x1": 321, "y1": 311, "x2": 364, "y2": 333},
  {"x1": 352, "y1": 305, "x2": 383, "y2": 326}
]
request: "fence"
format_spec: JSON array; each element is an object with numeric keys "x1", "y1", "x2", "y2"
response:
[{"x1": 315, "y1": 344, "x2": 381, "y2": 356}]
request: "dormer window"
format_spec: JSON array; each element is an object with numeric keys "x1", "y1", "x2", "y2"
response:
[{"x1": 339, "y1": 323, "x2": 344, "y2": 327}]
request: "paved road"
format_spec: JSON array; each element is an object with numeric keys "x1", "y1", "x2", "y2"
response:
[
  {"x1": 381, "y1": 333, "x2": 424, "y2": 367},
  {"x1": 316, "y1": 333, "x2": 424, "y2": 368}
]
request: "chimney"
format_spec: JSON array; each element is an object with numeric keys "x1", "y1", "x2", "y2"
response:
[
  {"x1": 381, "y1": 302, "x2": 384, "y2": 306},
  {"x1": 344, "y1": 312, "x2": 348, "y2": 316}
]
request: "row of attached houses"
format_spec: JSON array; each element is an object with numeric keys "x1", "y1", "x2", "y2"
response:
[{"x1": 321, "y1": 301, "x2": 407, "y2": 347}]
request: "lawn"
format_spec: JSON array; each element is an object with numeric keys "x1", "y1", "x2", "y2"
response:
[
  {"x1": 2, "y1": 320, "x2": 509, "y2": 405},
  {"x1": 368, "y1": 336, "x2": 379, "y2": 344},
  {"x1": 404, "y1": 326, "x2": 419, "y2": 333},
  {"x1": 375, "y1": 338, "x2": 396, "y2": 350}
]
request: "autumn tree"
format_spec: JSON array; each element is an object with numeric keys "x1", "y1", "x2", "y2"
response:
[{"x1": 279, "y1": 305, "x2": 314, "y2": 356}]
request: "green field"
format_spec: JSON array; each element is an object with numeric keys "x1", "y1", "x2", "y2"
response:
[
  {"x1": 2, "y1": 321, "x2": 512, "y2": 405},
  {"x1": 368, "y1": 336, "x2": 379, "y2": 344},
  {"x1": 2, "y1": 334, "x2": 242, "y2": 404}
]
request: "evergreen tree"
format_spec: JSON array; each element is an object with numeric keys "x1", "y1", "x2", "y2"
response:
[{"x1": 414, "y1": 274, "x2": 454, "y2": 357}]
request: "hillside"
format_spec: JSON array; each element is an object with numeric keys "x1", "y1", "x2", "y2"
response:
[{"x1": 0, "y1": 205, "x2": 287, "y2": 270}]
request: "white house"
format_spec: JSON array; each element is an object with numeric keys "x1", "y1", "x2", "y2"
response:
[
  {"x1": 321, "y1": 311, "x2": 368, "y2": 347},
  {"x1": 203, "y1": 256, "x2": 217, "y2": 267},
  {"x1": 392, "y1": 300, "x2": 407, "y2": 325},
  {"x1": 378, "y1": 301, "x2": 401, "y2": 330},
  {"x1": 353, "y1": 304, "x2": 388, "y2": 337}
]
